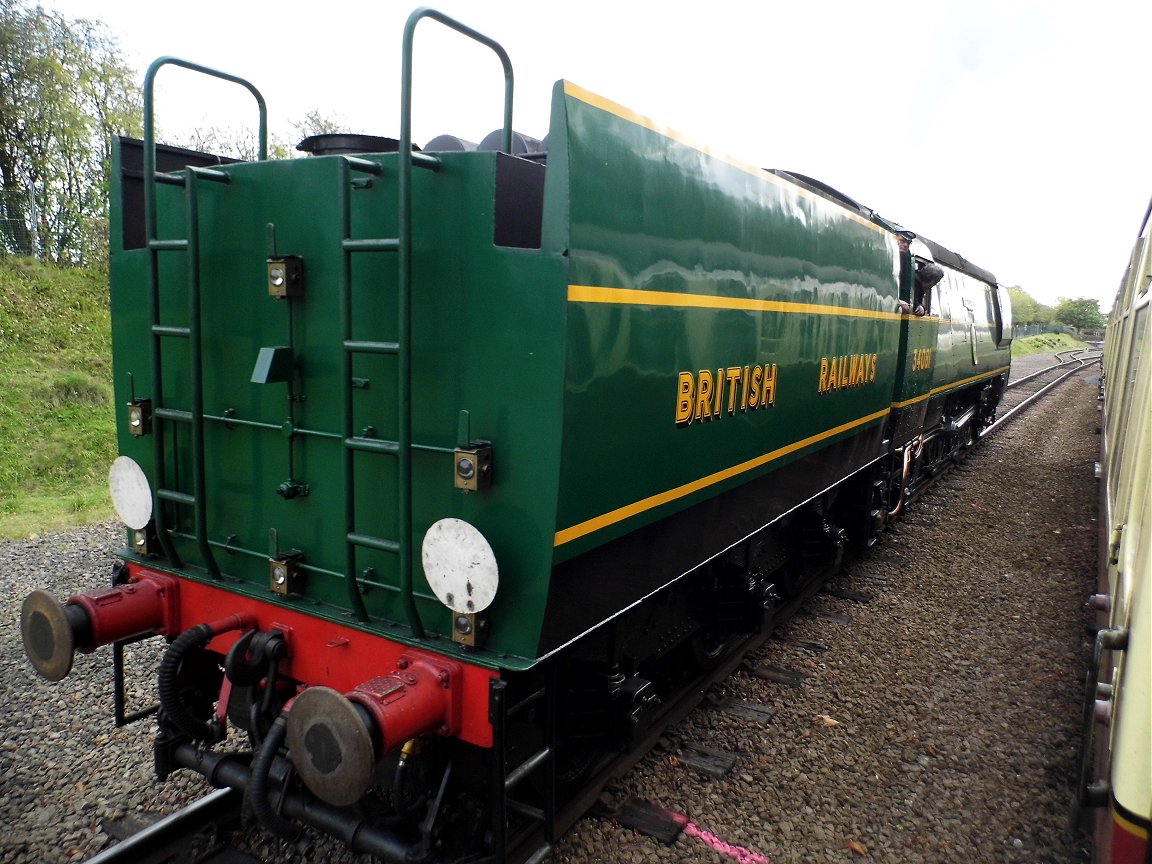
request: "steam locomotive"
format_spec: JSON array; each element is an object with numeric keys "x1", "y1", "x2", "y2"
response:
[{"x1": 20, "y1": 9, "x2": 1012, "y2": 861}]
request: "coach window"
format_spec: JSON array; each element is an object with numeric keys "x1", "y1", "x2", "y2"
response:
[{"x1": 1112, "y1": 304, "x2": 1147, "y2": 501}]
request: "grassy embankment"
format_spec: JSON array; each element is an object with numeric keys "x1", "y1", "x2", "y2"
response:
[
  {"x1": 1010, "y1": 331, "x2": 1090, "y2": 356},
  {"x1": 0, "y1": 257, "x2": 115, "y2": 540}
]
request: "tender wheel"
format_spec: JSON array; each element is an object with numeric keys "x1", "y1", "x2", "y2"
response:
[{"x1": 689, "y1": 625, "x2": 731, "y2": 670}]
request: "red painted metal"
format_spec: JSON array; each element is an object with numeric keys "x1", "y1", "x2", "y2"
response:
[
  {"x1": 67, "y1": 570, "x2": 178, "y2": 647},
  {"x1": 348, "y1": 651, "x2": 463, "y2": 751},
  {"x1": 1111, "y1": 806, "x2": 1150, "y2": 863},
  {"x1": 124, "y1": 563, "x2": 497, "y2": 747}
]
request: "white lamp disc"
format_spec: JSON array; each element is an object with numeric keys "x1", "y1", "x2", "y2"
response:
[
  {"x1": 108, "y1": 456, "x2": 153, "y2": 530},
  {"x1": 421, "y1": 518, "x2": 499, "y2": 614}
]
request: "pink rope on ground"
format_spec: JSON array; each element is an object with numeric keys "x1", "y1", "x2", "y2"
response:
[{"x1": 684, "y1": 821, "x2": 770, "y2": 864}]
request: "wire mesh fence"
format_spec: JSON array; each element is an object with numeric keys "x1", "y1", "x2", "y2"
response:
[
  {"x1": 1012, "y1": 323, "x2": 1075, "y2": 338},
  {"x1": 0, "y1": 185, "x2": 39, "y2": 258}
]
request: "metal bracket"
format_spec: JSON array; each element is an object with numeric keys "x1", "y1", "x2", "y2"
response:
[
  {"x1": 451, "y1": 610, "x2": 488, "y2": 648},
  {"x1": 454, "y1": 441, "x2": 493, "y2": 492},
  {"x1": 127, "y1": 398, "x2": 153, "y2": 437},
  {"x1": 269, "y1": 552, "x2": 305, "y2": 595},
  {"x1": 267, "y1": 256, "x2": 305, "y2": 299},
  {"x1": 130, "y1": 522, "x2": 159, "y2": 557},
  {"x1": 276, "y1": 479, "x2": 310, "y2": 500},
  {"x1": 112, "y1": 636, "x2": 161, "y2": 727}
]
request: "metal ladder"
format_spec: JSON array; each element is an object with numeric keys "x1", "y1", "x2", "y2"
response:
[
  {"x1": 336, "y1": 8, "x2": 514, "y2": 634},
  {"x1": 490, "y1": 676, "x2": 557, "y2": 863},
  {"x1": 139, "y1": 10, "x2": 514, "y2": 637},
  {"x1": 141, "y1": 57, "x2": 267, "y2": 577}
]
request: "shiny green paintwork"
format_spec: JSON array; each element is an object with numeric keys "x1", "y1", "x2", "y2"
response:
[
  {"x1": 889, "y1": 271, "x2": 1010, "y2": 438},
  {"x1": 549, "y1": 82, "x2": 902, "y2": 559},
  {"x1": 111, "y1": 142, "x2": 567, "y2": 664},
  {"x1": 109, "y1": 74, "x2": 1005, "y2": 667},
  {"x1": 888, "y1": 314, "x2": 936, "y2": 440},
  {"x1": 929, "y1": 272, "x2": 1010, "y2": 392}
]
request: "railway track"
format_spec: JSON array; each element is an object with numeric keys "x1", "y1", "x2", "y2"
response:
[
  {"x1": 81, "y1": 789, "x2": 242, "y2": 864},
  {"x1": 993, "y1": 349, "x2": 1102, "y2": 423},
  {"x1": 80, "y1": 351, "x2": 1099, "y2": 864}
]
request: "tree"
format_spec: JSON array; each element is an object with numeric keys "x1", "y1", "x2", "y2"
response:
[
  {"x1": 1007, "y1": 286, "x2": 1037, "y2": 324},
  {"x1": 1054, "y1": 297, "x2": 1106, "y2": 333},
  {"x1": 292, "y1": 109, "x2": 346, "y2": 140},
  {"x1": 178, "y1": 109, "x2": 349, "y2": 162},
  {"x1": 0, "y1": 1, "x2": 141, "y2": 265},
  {"x1": 1006, "y1": 286, "x2": 1054, "y2": 326}
]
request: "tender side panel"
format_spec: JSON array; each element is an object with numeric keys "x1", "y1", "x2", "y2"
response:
[
  {"x1": 538, "y1": 81, "x2": 901, "y2": 650},
  {"x1": 552, "y1": 81, "x2": 902, "y2": 561}
]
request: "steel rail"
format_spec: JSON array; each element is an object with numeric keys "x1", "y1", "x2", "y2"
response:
[
  {"x1": 1007, "y1": 350, "x2": 1101, "y2": 389},
  {"x1": 983, "y1": 362, "x2": 1094, "y2": 438},
  {"x1": 81, "y1": 788, "x2": 239, "y2": 864}
]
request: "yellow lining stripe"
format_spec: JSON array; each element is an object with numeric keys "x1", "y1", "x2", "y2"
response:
[
  {"x1": 554, "y1": 406, "x2": 891, "y2": 547},
  {"x1": 1113, "y1": 805, "x2": 1151, "y2": 841},
  {"x1": 562, "y1": 81, "x2": 887, "y2": 237},
  {"x1": 890, "y1": 366, "x2": 1011, "y2": 409},
  {"x1": 570, "y1": 287, "x2": 975, "y2": 327},
  {"x1": 569, "y1": 285, "x2": 904, "y2": 321}
]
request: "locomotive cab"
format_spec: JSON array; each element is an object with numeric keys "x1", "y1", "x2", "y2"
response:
[{"x1": 897, "y1": 235, "x2": 942, "y2": 316}]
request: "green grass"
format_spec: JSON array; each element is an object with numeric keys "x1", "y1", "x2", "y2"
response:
[
  {"x1": 1010, "y1": 331, "x2": 1090, "y2": 357},
  {"x1": 0, "y1": 257, "x2": 116, "y2": 539}
]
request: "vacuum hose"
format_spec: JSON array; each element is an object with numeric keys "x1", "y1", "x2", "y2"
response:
[
  {"x1": 248, "y1": 712, "x2": 301, "y2": 840},
  {"x1": 157, "y1": 615, "x2": 251, "y2": 743}
]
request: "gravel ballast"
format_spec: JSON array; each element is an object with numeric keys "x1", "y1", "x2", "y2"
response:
[{"x1": 0, "y1": 361, "x2": 1099, "y2": 864}]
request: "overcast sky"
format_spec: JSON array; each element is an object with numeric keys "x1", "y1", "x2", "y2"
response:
[{"x1": 44, "y1": 0, "x2": 1152, "y2": 311}]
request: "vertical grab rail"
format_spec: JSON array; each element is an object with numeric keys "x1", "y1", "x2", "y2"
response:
[
  {"x1": 388, "y1": 7, "x2": 514, "y2": 636},
  {"x1": 141, "y1": 58, "x2": 266, "y2": 570}
]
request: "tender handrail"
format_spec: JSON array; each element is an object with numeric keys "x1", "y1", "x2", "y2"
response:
[
  {"x1": 399, "y1": 9, "x2": 514, "y2": 159},
  {"x1": 140, "y1": 57, "x2": 265, "y2": 570},
  {"x1": 142, "y1": 57, "x2": 267, "y2": 234},
  {"x1": 392, "y1": 10, "x2": 514, "y2": 638}
]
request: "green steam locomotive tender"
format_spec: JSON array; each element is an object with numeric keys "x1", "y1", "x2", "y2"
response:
[{"x1": 20, "y1": 9, "x2": 1011, "y2": 861}]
